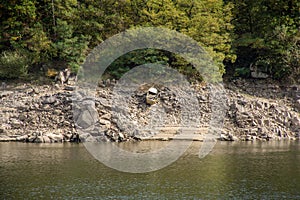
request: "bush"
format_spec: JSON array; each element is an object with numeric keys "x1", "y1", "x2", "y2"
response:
[
  {"x1": 234, "y1": 67, "x2": 251, "y2": 78},
  {"x1": 0, "y1": 51, "x2": 29, "y2": 79}
]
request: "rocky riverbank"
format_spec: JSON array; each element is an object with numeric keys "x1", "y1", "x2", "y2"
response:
[
  {"x1": 0, "y1": 78, "x2": 299, "y2": 143},
  {"x1": 223, "y1": 79, "x2": 300, "y2": 141}
]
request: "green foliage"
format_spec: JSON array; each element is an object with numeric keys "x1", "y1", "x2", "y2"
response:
[
  {"x1": 0, "y1": 51, "x2": 29, "y2": 79},
  {"x1": 0, "y1": 0, "x2": 235, "y2": 80},
  {"x1": 266, "y1": 25, "x2": 300, "y2": 80},
  {"x1": 229, "y1": 0, "x2": 300, "y2": 81},
  {"x1": 184, "y1": 0, "x2": 236, "y2": 73},
  {"x1": 3, "y1": 0, "x2": 299, "y2": 82},
  {"x1": 104, "y1": 49, "x2": 169, "y2": 79},
  {"x1": 0, "y1": 0, "x2": 92, "y2": 75},
  {"x1": 141, "y1": 0, "x2": 235, "y2": 75},
  {"x1": 234, "y1": 67, "x2": 250, "y2": 78},
  {"x1": 50, "y1": 19, "x2": 90, "y2": 73},
  {"x1": 104, "y1": 48, "x2": 204, "y2": 83},
  {"x1": 102, "y1": 0, "x2": 235, "y2": 79}
]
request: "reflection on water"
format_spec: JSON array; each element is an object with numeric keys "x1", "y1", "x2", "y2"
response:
[
  {"x1": 84, "y1": 140, "x2": 193, "y2": 173},
  {"x1": 1, "y1": 141, "x2": 300, "y2": 199}
]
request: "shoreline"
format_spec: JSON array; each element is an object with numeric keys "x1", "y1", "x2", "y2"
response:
[
  {"x1": 0, "y1": 78, "x2": 299, "y2": 143},
  {"x1": 1, "y1": 136, "x2": 299, "y2": 143}
]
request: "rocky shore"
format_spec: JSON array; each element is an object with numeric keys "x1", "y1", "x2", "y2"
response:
[
  {"x1": 0, "y1": 78, "x2": 299, "y2": 143},
  {"x1": 223, "y1": 79, "x2": 300, "y2": 141}
]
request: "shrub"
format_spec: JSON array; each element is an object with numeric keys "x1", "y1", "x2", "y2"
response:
[
  {"x1": 0, "y1": 51, "x2": 29, "y2": 79},
  {"x1": 234, "y1": 67, "x2": 251, "y2": 78}
]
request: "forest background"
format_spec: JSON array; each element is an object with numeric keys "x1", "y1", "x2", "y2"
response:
[{"x1": 0, "y1": 0, "x2": 299, "y2": 83}]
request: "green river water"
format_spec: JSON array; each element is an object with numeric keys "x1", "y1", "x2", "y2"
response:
[{"x1": 1, "y1": 141, "x2": 300, "y2": 199}]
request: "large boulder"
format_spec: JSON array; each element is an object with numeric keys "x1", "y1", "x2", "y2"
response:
[
  {"x1": 46, "y1": 133, "x2": 63, "y2": 142},
  {"x1": 16, "y1": 135, "x2": 28, "y2": 142},
  {"x1": 76, "y1": 110, "x2": 98, "y2": 129}
]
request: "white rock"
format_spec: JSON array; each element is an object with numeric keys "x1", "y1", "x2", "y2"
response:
[
  {"x1": 46, "y1": 133, "x2": 63, "y2": 142},
  {"x1": 101, "y1": 113, "x2": 111, "y2": 120},
  {"x1": 43, "y1": 136, "x2": 51, "y2": 143},
  {"x1": 146, "y1": 87, "x2": 159, "y2": 105},
  {"x1": 251, "y1": 71, "x2": 269, "y2": 79},
  {"x1": 119, "y1": 133, "x2": 124, "y2": 140},
  {"x1": 16, "y1": 135, "x2": 28, "y2": 141},
  {"x1": 148, "y1": 87, "x2": 158, "y2": 94},
  {"x1": 99, "y1": 119, "x2": 111, "y2": 126}
]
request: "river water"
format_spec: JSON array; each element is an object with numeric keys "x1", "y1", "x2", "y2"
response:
[{"x1": 1, "y1": 141, "x2": 300, "y2": 199}]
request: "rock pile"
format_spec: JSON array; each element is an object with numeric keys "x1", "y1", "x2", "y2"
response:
[
  {"x1": 0, "y1": 79, "x2": 299, "y2": 143},
  {"x1": 0, "y1": 84, "x2": 78, "y2": 142},
  {"x1": 73, "y1": 82, "x2": 205, "y2": 142},
  {"x1": 222, "y1": 79, "x2": 300, "y2": 141}
]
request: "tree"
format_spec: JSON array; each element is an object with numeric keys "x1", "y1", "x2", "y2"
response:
[
  {"x1": 229, "y1": 0, "x2": 300, "y2": 81},
  {"x1": 104, "y1": 0, "x2": 235, "y2": 80},
  {"x1": 0, "y1": 0, "x2": 236, "y2": 81}
]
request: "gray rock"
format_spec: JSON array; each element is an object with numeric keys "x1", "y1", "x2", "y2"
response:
[
  {"x1": 245, "y1": 134, "x2": 252, "y2": 141},
  {"x1": 42, "y1": 96, "x2": 57, "y2": 104},
  {"x1": 64, "y1": 86, "x2": 75, "y2": 91},
  {"x1": 53, "y1": 109, "x2": 62, "y2": 115},
  {"x1": 79, "y1": 133, "x2": 95, "y2": 142},
  {"x1": 220, "y1": 132, "x2": 237, "y2": 141},
  {"x1": 16, "y1": 135, "x2": 28, "y2": 141},
  {"x1": 34, "y1": 136, "x2": 44, "y2": 143},
  {"x1": 0, "y1": 135, "x2": 11, "y2": 142},
  {"x1": 295, "y1": 99, "x2": 300, "y2": 110},
  {"x1": 264, "y1": 119, "x2": 270, "y2": 126},
  {"x1": 47, "y1": 133, "x2": 63, "y2": 142},
  {"x1": 118, "y1": 133, "x2": 125, "y2": 141},
  {"x1": 251, "y1": 71, "x2": 269, "y2": 79},
  {"x1": 96, "y1": 97, "x2": 111, "y2": 109},
  {"x1": 43, "y1": 136, "x2": 51, "y2": 143},
  {"x1": 0, "y1": 91, "x2": 13, "y2": 98},
  {"x1": 28, "y1": 135, "x2": 36, "y2": 142},
  {"x1": 76, "y1": 110, "x2": 98, "y2": 129},
  {"x1": 292, "y1": 117, "x2": 300, "y2": 128},
  {"x1": 105, "y1": 79, "x2": 111, "y2": 86},
  {"x1": 101, "y1": 113, "x2": 111, "y2": 120},
  {"x1": 1, "y1": 82, "x2": 7, "y2": 89},
  {"x1": 99, "y1": 119, "x2": 111, "y2": 126}
]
